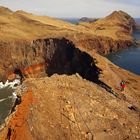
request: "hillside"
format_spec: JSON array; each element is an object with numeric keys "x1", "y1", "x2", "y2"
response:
[{"x1": 0, "y1": 7, "x2": 136, "y2": 40}]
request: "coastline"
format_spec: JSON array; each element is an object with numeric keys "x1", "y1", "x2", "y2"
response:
[
  {"x1": 0, "y1": 80, "x2": 23, "y2": 131},
  {"x1": 106, "y1": 30, "x2": 140, "y2": 76},
  {"x1": 0, "y1": 81, "x2": 30, "y2": 140}
]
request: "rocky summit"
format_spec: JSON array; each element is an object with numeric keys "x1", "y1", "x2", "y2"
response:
[{"x1": 0, "y1": 7, "x2": 140, "y2": 140}]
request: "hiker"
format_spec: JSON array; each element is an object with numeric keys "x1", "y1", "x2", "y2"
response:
[{"x1": 120, "y1": 81, "x2": 126, "y2": 91}]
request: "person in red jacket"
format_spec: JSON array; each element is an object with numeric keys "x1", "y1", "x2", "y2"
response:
[{"x1": 120, "y1": 81, "x2": 126, "y2": 91}]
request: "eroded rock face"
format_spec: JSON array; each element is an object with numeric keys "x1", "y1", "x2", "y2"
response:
[
  {"x1": 75, "y1": 36, "x2": 134, "y2": 54},
  {"x1": 0, "y1": 38, "x2": 102, "y2": 84},
  {"x1": 0, "y1": 40, "x2": 45, "y2": 81},
  {"x1": 41, "y1": 38, "x2": 101, "y2": 82},
  {"x1": 0, "y1": 35, "x2": 135, "y2": 82}
]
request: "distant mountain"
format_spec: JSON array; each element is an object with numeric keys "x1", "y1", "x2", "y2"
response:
[
  {"x1": 79, "y1": 17, "x2": 99, "y2": 22},
  {"x1": 135, "y1": 18, "x2": 140, "y2": 24}
]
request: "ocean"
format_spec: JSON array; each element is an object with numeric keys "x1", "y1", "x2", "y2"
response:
[
  {"x1": 106, "y1": 46, "x2": 140, "y2": 75},
  {"x1": 0, "y1": 80, "x2": 20, "y2": 126},
  {"x1": 135, "y1": 18, "x2": 140, "y2": 25},
  {"x1": 106, "y1": 19, "x2": 140, "y2": 75}
]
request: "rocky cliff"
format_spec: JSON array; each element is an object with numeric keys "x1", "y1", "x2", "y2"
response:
[
  {"x1": 0, "y1": 8, "x2": 137, "y2": 81},
  {"x1": 0, "y1": 7, "x2": 140, "y2": 140}
]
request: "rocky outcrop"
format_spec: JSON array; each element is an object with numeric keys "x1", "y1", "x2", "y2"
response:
[{"x1": 1, "y1": 38, "x2": 101, "y2": 84}]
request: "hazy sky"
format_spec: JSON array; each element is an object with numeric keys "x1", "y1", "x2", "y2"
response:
[{"x1": 0, "y1": 0, "x2": 140, "y2": 17}]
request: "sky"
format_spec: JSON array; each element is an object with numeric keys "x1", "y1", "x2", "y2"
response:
[{"x1": 0, "y1": 0, "x2": 140, "y2": 18}]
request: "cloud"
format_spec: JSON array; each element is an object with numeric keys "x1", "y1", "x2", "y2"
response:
[
  {"x1": 105, "y1": 0, "x2": 140, "y2": 5},
  {"x1": 0, "y1": 0, "x2": 140, "y2": 17}
]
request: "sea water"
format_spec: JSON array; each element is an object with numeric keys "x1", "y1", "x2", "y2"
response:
[
  {"x1": 106, "y1": 27, "x2": 140, "y2": 76},
  {"x1": 0, "y1": 79, "x2": 20, "y2": 125},
  {"x1": 106, "y1": 46, "x2": 140, "y2": 75}
]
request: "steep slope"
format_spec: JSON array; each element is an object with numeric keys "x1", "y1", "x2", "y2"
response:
[
  {"x1": 0, "y1": 7, "x2": 85, "y2": 40},
  {"x1": 77, "y1": 11, "x2": 136, "y2": 54},
  {"x1": 1, "y1": 73, "x2": 140, "y2": 140},
  {"x1": 78, "y1": 10, "x2": 135, "y2": 39}
]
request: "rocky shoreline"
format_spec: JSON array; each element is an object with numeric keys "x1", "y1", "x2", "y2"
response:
[
  {"x1": 0, "y1": 83, "x2": 26, "y2": 127},
  {"x1": 0, "y1": 82, "x2": 29, "y2": 139}
]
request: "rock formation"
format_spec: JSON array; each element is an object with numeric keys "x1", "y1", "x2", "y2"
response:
[{"x1": 0, "y1": 7, "x2": 140, "y2": 140}]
